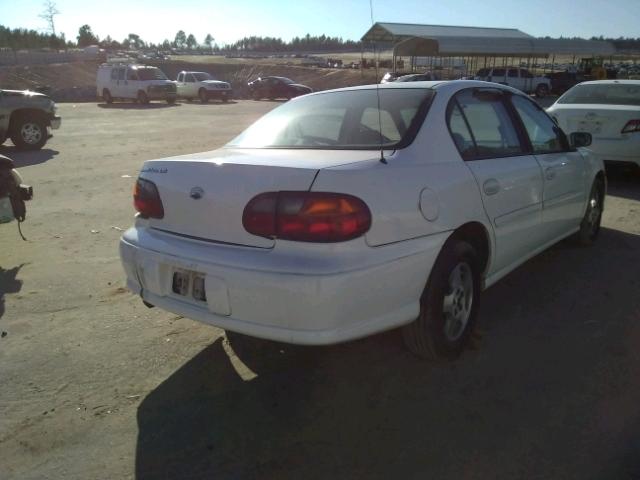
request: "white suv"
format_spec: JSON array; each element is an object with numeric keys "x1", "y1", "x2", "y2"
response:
[
  {"x1": 97, "y1": 64, "x2": 177, "y2": 104},
  {"x1": 176, "y1": 71, "x2": 232, "y2": 103}
]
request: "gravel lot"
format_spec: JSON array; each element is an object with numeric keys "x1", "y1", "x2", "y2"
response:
[{"x1": 1, "y1": 100, "x2": 639, "y2": 480}]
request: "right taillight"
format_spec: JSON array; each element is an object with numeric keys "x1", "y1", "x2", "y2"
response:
[
  {"x1": 243, "y1": 191, "x2": 371, "y2": 243},
  {"x1": 133, "y1": 177, "x2": 164, "y2": 219},
  {"x1": 621, "y1": 119, "x2": 640, "y2": 134}
]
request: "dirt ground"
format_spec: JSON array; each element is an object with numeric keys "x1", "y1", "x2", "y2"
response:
[{"x1": 1, "y1": 100, "x2": 640, "y2": 480}]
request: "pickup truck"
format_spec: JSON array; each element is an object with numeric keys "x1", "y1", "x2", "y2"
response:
[
  {"x1": 175, "y1": 71, "x2": 232, "y2": 103},
  {"x1": 0, "y1": 89, "x2": 61, "y2": 150},
  {"x1": 474, "y1": 68, "x2": 551, "y2": 97}
]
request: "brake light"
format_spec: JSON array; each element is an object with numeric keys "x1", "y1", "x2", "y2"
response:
[
  {"x1": 243, "y1": 191, "x2": 371, "y2": 242},
  {"x1": 133, "y1": 178, "x2": 164, "y2": 219},
  {"x1": 621, "y1": 119, "x2": 640, "y2": 134}
]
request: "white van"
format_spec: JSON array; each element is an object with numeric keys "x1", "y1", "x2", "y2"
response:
[{"x1": 96, "y1": 63, "x2": 177, "y2": 104}]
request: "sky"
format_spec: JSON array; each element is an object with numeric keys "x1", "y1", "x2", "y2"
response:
[{"x1": 0, "y1": 0, "x2": 638, "y2": 45}]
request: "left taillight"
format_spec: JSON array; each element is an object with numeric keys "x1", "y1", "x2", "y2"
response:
[
  {"x1": 133, "y1": 177, "x2": 164, "y2": 219},
  {"x1": 243, "y1": 191, "x2": 371, "y2": 243},
  {"x1": 621, "y1": 119, "x2": 640, "y2": 134}
]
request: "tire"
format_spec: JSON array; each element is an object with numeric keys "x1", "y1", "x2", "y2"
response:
[
  {"x1": 137, "y1": 91, "x2": 149, "y2": 104},
  {"x1": 199, "y1": 88, "x2": 209, "y2": 104},
  {"x1": 402, "y1": 240, "x2": 481, "y2": 360},
  {"x1": 575, "y1": 177, "x2": 604, "y2": 246},
  {"x1": 10, "y1": 115, "x2": 47, "y2": 150},
  {"x1": 166, "y1": 96, "x2": 176, "y2": 105},
  {"x1": 535, "y1": 84, "x2": 549, "y2": 98},
  {"x1": 103, "y1": 89, "x2": 113, "y2": 104}
]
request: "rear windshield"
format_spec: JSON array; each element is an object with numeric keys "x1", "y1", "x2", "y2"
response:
[
  {"x1": 227, "y1": 88, "x2": 434, "y2": 149},
  {"x1": 137, "y1": 67, "x2": 168, "y2": 81},
  {"x1": 558, "y1": 83, "x2": 640, "y2": 106}
]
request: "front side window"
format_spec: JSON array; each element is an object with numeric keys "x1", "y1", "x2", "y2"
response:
[
  {"x1": 448, "y1": 89, "x2": 523, "y2": 159},
  {"x1": 508, "y1": 69, "x2": 518, "y2": 78},
  {"x1": 491, "y1": 68, "x2": 506, "y2": 78},
  {"x1": 117, "y1": 68, "x2": 125, "y2": 81},
  {"x1": 177, "y1": 73, "x2": 184, "y2": 82},
  {"x1": 110, "y1": 68, "x2": 118, "y2": 80},
  {"x1": 137, "y1": 68, "x2": 168, "y2": 81},
  {"x1": 447, "y1": 102, "x2": 475, "y2": 160},
  {"x1": 511, "y1": 96, "x2": 568, "y2": 153},
  {"x1": 193, "y1": 72, "x2": 213, "y2": 81},
  {"x1": 227, "y1": 88, "x2": 434, "y2": 150}
]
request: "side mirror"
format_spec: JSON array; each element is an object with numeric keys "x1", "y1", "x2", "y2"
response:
[{"x1": 570, "y1": 132, "x2": 592, "y2": 148}]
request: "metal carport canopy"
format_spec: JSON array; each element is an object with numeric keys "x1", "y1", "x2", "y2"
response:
[{"x1": 393, "y1": 36, "x2": 616, "y2": 57}]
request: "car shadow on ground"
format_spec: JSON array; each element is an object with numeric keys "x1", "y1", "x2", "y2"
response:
[
  {"x1": 0, "y1": 147, "x2": 59, "y2": 168},
  {"x1": 96, "y1": 103, "x2": 181, "y2": 110},
  {"x1": 0, "y1": 264, "x2": 24, "y2": 320},
  {"x1": 606, "y1": 166, "x2": 640, "y2": 201},
  {"x1": 135, "y1": 225, "x2": 640, "y2": 480},
  {"x1": 183, "y1": 100, "x2": 239, "y2": 106}
]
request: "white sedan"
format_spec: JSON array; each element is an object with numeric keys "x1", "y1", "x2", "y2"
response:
[
  {"x1": 547, "y1": 80, "x2": 640, "y2": 169},
  {"x1": 120, "y1": 80, "x2": 605, "y2": 360}
]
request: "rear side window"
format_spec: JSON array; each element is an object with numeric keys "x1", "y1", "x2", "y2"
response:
[
  {"x1": 447, "y1": 89, "x2": 523, "y2": 159},
  {"x1": 508, "y1": 69, "x2": 519, "y2": 78},
  {"x1": 492, "y1": 68, "x2": 506, "y2": 77},
  {"x1": 447, "y1": 103, "x2": 475, "y2": 160},
  {"x1": 511, "y1": 96, "x2": 568, "y2": 153}
]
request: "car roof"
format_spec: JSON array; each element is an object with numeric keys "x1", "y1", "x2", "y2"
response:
[
  {"x1": 303, "y1": 80, "x2": 525, "y2": 97},
  {"x1": 577, "y1": 79, "x2": 640, "y2": 86}
]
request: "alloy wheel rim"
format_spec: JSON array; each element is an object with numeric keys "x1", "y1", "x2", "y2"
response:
[
  {"x1": 21, "y1": 123, "x2": 42, "y2": 144},
  {"x1": 442, "y1": 262, "x2": 474, "y2": 342}
]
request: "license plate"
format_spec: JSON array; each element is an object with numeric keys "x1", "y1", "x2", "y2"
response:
[{"x1": 172, "y1": 270, "x2": 207, "y2": 301}]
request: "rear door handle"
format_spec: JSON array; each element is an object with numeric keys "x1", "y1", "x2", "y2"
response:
[
  {"x1": 545, "y1": 167, "x2": 556, "y2": 180},
  {"x1": 483, "y1": 178, "x2": 501, "y2": 196}
]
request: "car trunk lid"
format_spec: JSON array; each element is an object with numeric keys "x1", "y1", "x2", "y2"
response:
[
  {"x1": 139, "y1": 148, "x2": 377, "y2": 248},
  {"x1": 553, "y1": 104, "x2": 640, "y2": 139}
]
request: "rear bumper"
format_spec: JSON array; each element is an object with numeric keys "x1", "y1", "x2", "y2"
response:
[{"x1": 119, "y1": 226, "x2": 447, "y2": 345}]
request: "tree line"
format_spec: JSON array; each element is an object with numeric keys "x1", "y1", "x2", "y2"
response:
[{"x1": 2, "y1": 24, "x2": 640, "y2": 53}]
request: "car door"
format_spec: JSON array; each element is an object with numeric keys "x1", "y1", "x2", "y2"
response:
[
  {"x1": 125, "y1": 67, "x2": 140, "y2": 98},
  {"x1": 510, "y1": 95, "x2": 587, "y2": 240},
  {"x1": 112, "y1": 67, "x2": 126, "y2": 97},
  {"x1": 448, "y1": 88, "x2": 545, "y2": 274},
  {"x1": 507, "y1": 68, "x2": 524, "y2": 91},
  {"x1": 176, "y1": 72, "x2": 186, "y2": 96},
  {"x1": 184, "y1": 73, "x2": 197, "y2": 97}
]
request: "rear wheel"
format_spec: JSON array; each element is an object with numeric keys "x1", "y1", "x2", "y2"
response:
[
  {"x1": 199, "y1": 88, "x2": 209, "y2": 104},
  {"x1": 575, "y1": 177, "x2": 604, "y2": 245},
  {"x1": 10, "y1": 115, "x2": 47, "y2": 150},
  {"x1": 402, "y1": 240, "x2": 481, "y2": 360},
  {"x1": 102, "y1": 89, "x2": 113, "y2": 104},
  {"x1": 137, "y1": 91, "x2": 149, "y2": 104}
]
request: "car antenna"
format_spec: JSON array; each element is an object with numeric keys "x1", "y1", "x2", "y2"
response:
[{"x1": 369, "y1": 0, "x2": 387, "y2": 164}]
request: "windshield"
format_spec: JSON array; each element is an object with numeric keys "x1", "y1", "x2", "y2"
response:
[
  {"x1": 137, "y1": 67, "x2": 168, "y2": 81},
  {"x1": 227, "y1": 88, "x2": 434, "y2": 149},
  {"x1": 558, "y1": 83, "x2": 640, "y2": 106},
  {"x1": 193, "y1": 72, "x2": 214, "y2": 81}
]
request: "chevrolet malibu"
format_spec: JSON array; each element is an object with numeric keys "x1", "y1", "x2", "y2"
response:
[
  {"x1": 547, "y1": 80, "x2": 640, "y2": 170},
  {"x1": 120, "y1": 81, "x2": 605, "y2": 360}
]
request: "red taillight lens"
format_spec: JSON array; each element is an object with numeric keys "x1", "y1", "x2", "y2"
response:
[
  {"x1": 621, "y1": 119, "x2": 640, "y2": 134},
  {"x1": 243, "y1": 191, "x2": 371, "y2": 242},
  {"x1": 133, "y1": 178, "x2": 164, "y2": 219}
]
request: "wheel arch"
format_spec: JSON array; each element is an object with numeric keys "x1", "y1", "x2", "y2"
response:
[
  {"x1": 446, "y1": 221, "x2": 492, "y2": 279},
  {"x1": 9, "y1": 108, "x2": 50, "y2": 130}
]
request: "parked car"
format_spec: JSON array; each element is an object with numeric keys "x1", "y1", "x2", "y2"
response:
[
  {"x1": 547, "y1": 80, "x2": 640, "y2": 169},
  {"x1": 0, "y1": 88, "x2": 61, "y2": 150},
  {"x1": 175, "y1": 71, "x2": 232, "y2": 103},
  {"x1": 97, "y1": 63, "x2": 177, "y2": 104},
  {"x1": 380, "y1": 71, "x2": 400, "y2": 83},
  {"x1": 474, "y1": 67, "x2": 551, "y2": 97},
  {"x1": 120, "y1": 81, "x2": 604, "y2": 360},
  {"x1": 395, "y1": 72, "x2": 439, "y2": 82},
  {"x1": 247, "y1": 76, "x2": 312, "y2": 100}
]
